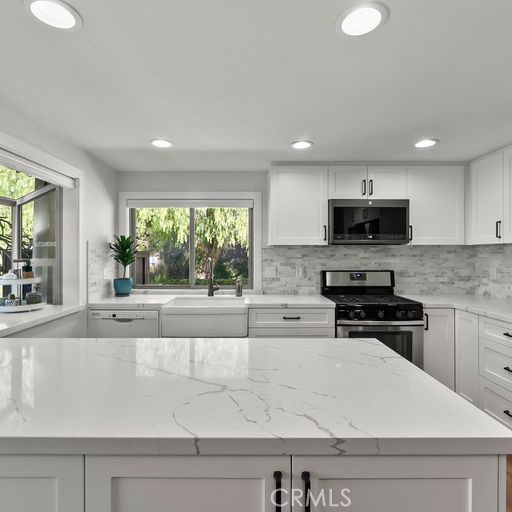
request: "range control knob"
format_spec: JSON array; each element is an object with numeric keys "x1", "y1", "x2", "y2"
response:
[
  {"x1": 396, "y1": 310, "x2": 405, "y2": 319},
  {"x1": 348, "y1": 310, "x2": 356, "y2": 320},
  {"x1": 359, "y1": 310, "x2": 367, "y2": 319},
  {"x1": 377, "y1": 310, "x2": 385, "y2": 319},
  {"x1": 407, "y1": 310, "x2": 415, "y2": 319}
]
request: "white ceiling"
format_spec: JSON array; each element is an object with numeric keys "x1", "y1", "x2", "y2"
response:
[{"x1": 1, "y1": 0, "x2": 512, "y2": 171}]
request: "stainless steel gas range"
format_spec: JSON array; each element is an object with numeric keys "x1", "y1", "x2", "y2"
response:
[{"x1": 321, "y1": 270, "x2": 424, "y2": 368}]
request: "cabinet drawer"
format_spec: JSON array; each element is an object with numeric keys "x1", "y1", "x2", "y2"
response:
[
  {"x1": 478, "y1": 316, "x2": 512, "y2": 346},
  {"x1": 249, "y1": 308, "x2": 334, "y2": 328},
  {"x1": 479, "y1": 377, "x2": 512, "y2": 429},
  {"x1": 479, "y1": 337, "x2": 512, "y2": 392}
]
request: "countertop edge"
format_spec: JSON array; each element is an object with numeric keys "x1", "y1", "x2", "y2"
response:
[{"x1": 0, "y1": 305, "x2": 85, "y2": 337}]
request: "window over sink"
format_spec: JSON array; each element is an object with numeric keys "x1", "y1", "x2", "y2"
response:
[{"x1": 129, "y1": 202, "x2": 253, "y2": 289}]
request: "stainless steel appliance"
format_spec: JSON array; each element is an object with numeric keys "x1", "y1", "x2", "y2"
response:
[
  {"x1": 321, "y1": 270, "x2": 424, "y2": 368},
  {"x1": 329, "y1": 199, "x2": 410, "y2": 244}
]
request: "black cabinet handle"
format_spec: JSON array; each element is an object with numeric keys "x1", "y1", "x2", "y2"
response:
[
  {"x1": 409, "y1": 225, "x2": 413, "y2": 242},
  {"x1": 424, "y1": 313, "x2": 429, "y2": 331},
  {"x1": 301, "y1": 471, "x2": 311, "y2": 512},
  {"x1": 283, "y1": 316, "x2": 301, "y2": 320},
  {"x1": 323, "y1": 225, "x2": 327, "y2": 242},
  {"x1": 362, "y1": 179, "x2": 367, "y2": 196},
  {"x1": 504, "y1": 366, "x2": 512, "y2": 374},
  {"x1": 496, "y1": 220, "x2": 502, "y2": 239},
  {"x1": 369, "y1": 179, "x2": 373, "y2": 196},
  {"x1": 273, "y1": 471, "x2": 282, "y2": 512},
  {"x1": 504, "y1": 332, "x2": 512, "y2": 339},
  {"x1": 504, "y1": 410, "x2": 512, "y2": 419}
]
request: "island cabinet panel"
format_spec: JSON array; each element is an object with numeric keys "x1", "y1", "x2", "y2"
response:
[
  {"x1": 86, "y1": 455, "x2": 290, "y2": 512},
  {"x1": 0, "y1": 455, "x2": 83, "y2": 512},
  {"x1": 292, "y1": 456, "x2": 500, "y2": 512}
]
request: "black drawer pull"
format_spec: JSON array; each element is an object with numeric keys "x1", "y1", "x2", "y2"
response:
[
  {"x1": 273, "y1": 471, "x2": 282, "y2": 512},
  {"x1": 504, "y1": 367, "x2": 512, "y2": 374},
  {"x1": 301, "y1": 471, "x2": 311, "y2": 512},
  {"x1": 503, "y1": 332, "x2": 512, "y2": 339},
  {"x1": 283, "y1": 316, "x2": 301, "y2": 320},
  {"x1": 504, "y1": 410, "x2": 512, "y2": 419}
]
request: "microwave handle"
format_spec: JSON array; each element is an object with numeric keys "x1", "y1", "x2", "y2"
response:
[{"x1": 362, "y1": 179, "x2": 367, "y2": 196}]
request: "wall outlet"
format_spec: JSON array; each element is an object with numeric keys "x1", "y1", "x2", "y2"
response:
[
  {"x1": 264, "y1": 266, "x2": 277, "y2": 278},
  {"x1": 490, "y1": 267, "x2": 497, "y2": 281},
  {"x1": 103, "y1": 268, "x2": 111, "y2": 280},
  {"x1": 296, "y1": 264, "x2": 305, "y2": 278}
]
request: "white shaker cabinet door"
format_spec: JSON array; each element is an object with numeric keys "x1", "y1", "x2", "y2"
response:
[
  {"x1": 423, "y1": 308, "x2": 455, "y2": 389},
  {"x1": 407, "y1": 166, "x2": 465, "y2": 244},
  {"x1": 503, "y1": 148, "x2": 512, "y2": 243},
  {"x1": 292, "y1": 455, "x2": 499, "y2": 512},
  {"x1": 455, "y1": 310, "x2": 479, "y2": 405},
  {"x1": 328, "y1": 165, "x2": 368, "y2": 198},
  {"x1": 86, "y1": 455, "x2": 290, "y2": 512},
  {"x1": 469, "y1": 151, "x2": 504, "y2": 244},
  {"x1": 367, "y1": 166, "x2": 407, "y2": 199},
  {"x1": 0, "y1": 455, "x2": 83, "y2": 512},
  {"x1": 268, "y1": 166, "x2": 328, "y2": 245}
]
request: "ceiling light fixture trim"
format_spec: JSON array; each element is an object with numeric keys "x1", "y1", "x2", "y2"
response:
[
  {"x1": 336, "y1": 2, "x2": 389, "y2": 37},
  {"x1": 150, "y1": 139, "x2": 174, "y2": 148},
  {"x1": 290, "y1": 140, "x2": 314, "y2": 150},
  {"x1": 414, "y1": 138, "x2": 439, "y2": 149},
  {"x1": 23, "y1": 0, "x2": 83, "y2": 30}
]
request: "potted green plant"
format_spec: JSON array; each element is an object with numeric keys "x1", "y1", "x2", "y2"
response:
[{"x1": 109, "y1": 235, "x2": 137, "y2": 296}]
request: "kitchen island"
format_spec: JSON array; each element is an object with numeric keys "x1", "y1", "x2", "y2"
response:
[{"x1": 0, "y1": 336, "x2": 511, "y2": 511}]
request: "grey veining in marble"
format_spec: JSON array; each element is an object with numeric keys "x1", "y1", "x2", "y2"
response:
[
  {"x1": 87, "y1": 241, "x2": 115, "y2": 301},
  {"x1": 0, "y1": 337, "x2": 510, "y2": 456}
]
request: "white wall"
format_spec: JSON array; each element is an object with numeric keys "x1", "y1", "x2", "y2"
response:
[{"x1": 0, "y1": 99, "x2": 118, "y2": 304}]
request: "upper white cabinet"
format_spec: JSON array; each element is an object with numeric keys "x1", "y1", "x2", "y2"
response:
[
  {"x1": 328, "y1": 165, "x2": 368, "y2": 198},
  {"x1": 329, "y1": 165, "x2": 406, "y2": 199},
  {"x1": 268, "y1": 166, "x2": 328, "y2": 245},
  {"x1": 367, "y1": 166, "x2": 407, "y2": 199},
  {"x1": 503, "y1": 148, "x2": 512, "y2": 243},
  {"x1": 468, "y1": 152, "x2": 504, "y2": 244},
  {"x1": 407, "y1": 166, "x2": 465, "y2": 245}
]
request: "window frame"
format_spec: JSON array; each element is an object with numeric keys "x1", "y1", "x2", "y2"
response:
[
  {"x1": 129, "y1": 205, "x2": 254, "y2": 290},
  {"x1": 119, "y1": 191, "x2": 262, "y2": 292}
]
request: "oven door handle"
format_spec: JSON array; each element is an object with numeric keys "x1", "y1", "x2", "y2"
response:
[{"x1": 337, "y1": 320, "x2": 425, "y2": 326}]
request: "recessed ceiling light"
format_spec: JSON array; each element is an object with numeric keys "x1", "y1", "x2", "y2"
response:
[
  {"x1": 150, "y1": 139, "x2": 174, "y2": 148},
  {"x1": 415, "y1": 138, "x2": 439, "y2": 149},
  {"x1": 290, "y1": 140, "x2": 314, "y2": 150},
  {"x1": 23, "y1": 0, "x2": 82, "y2": 30},
  {"x1": 336, "y1": 3, "x2": 388, "y2": 37}
]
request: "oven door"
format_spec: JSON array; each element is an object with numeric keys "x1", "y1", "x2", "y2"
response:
[{"x1": 337, "y1": 321, "x2": 424, "y2": 368}]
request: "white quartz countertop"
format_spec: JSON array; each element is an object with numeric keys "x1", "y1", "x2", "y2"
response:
[
  {"x1": 0, "y1": 304, "x2": 85, "y2": 337},
  {"x1": 89, "y1": 294, "x2": 335, "y2": 309},
  {"x1": 0, "y1": 336, "x2": 510, "y2": 456},
  {"x1": 404, "y1": 294, "x2": 512, "y2": 324}
]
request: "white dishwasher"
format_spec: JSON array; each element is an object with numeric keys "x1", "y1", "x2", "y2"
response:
[{"x1": 87, "y1": 310, "x2": 160, "y2": 337}]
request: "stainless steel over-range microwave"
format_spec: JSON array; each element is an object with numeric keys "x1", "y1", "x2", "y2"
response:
[{"x1": 328, "y1": 199, "x2": 410, "y2": 245}]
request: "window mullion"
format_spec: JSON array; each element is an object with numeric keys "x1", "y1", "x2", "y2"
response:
[{"x1": 189, "y1": 208, "x2": 195, "y2": 288}]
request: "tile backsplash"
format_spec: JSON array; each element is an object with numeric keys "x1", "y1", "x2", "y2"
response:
[
  {"x1": 262, "y1": 245, "x2": 495, "y2": 296},
  {"x1": 87, "y1": 241, "x2": 115, "y2": 301}
]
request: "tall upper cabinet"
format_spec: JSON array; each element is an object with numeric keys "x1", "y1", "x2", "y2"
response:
[
  {"x1": 407, "y1": 166, "x2": 465, "y2": 245},
  {"x1": 268, "y1": 165, "x2": 328, "y2": 245},
  {"x1": 468, "y1": 152, "x2": 504, "y2": 244}
]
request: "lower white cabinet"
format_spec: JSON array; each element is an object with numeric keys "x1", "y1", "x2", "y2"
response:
[
  {"x1": 248, "y1": 307, "x2": 335, "y2": 338},
  {"x1": 455, "y1": 310, "x2": 479, "y2": 404},
  {"x1": 423, "y1": 308, "x2": 455, "y2": 389},
  {"x1": 86, "y1": 455, "x2": 290, "y2": 512},
  {"x1": 479, "y1": 377, "x2": 512, "y2": 429},
  {"x1": 292, "y1": 455, "x2": 500, "y2": 512},
  {"x1": 0, "y1": 455, "x2": 83, "y2": 512}
]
